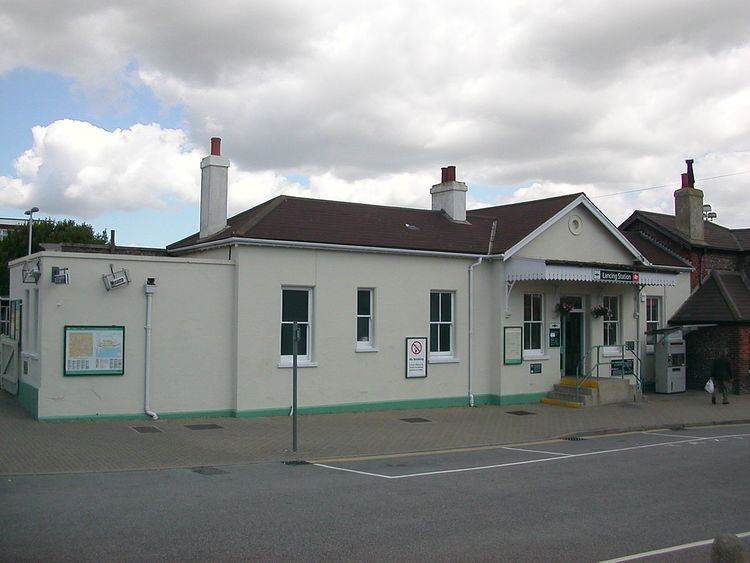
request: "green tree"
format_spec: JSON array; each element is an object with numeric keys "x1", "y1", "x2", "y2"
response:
[{"x1": 0, "y1": 218, "x2": 108, "y2": 295}]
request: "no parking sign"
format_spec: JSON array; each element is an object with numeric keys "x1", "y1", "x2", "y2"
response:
[{"x1": 405, "y1": 337, "x2": 427, "y2": 379}]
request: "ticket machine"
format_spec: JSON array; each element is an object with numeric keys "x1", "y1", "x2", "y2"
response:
[{"x1": 655, "y1": 329, "x2": 686, "y2": 393}]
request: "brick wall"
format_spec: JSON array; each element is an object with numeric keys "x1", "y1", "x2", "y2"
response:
[{"x1": 685, "y1": 326, "x2": 749, "y2": 394}]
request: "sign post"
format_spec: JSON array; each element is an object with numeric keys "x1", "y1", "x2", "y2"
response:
[{"x1": 292, "y1": 321, "x2": 299, "y2": 453}]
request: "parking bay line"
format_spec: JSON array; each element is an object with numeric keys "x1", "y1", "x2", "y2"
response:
[
  {"x1": 598, "y1": 530, "x2": 750, "y2": 562},
  {"x1": 314, "y1": 431, "x2": 750, "y2": 480}
]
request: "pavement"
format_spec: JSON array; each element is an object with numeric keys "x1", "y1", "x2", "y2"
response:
[{"x1": 1, "y1": 389, "x2": 749, "y2": 475}]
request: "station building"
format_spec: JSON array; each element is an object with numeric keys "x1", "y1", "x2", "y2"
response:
[{"x1": 5, "y1": 140, "x2": 691, "y2": 420}]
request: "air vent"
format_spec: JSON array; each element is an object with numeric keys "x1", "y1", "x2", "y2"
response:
[
  {"x1": 562, "y1": 436, "x2": 585, "y2": 441},
  {"x1": 185, "y1": 423, "x2": 223, "y2": 430},
  {"x1": 131, "y1": 426, "x2": 162, "y2": 434},
  {"x1": 506, "y1": 410, "x2": 535, "y2": 416},
  {"x1": 400, "y1": 417, "x2": 432, "y2": 423},
  {"x1": 283, "y1": 460, "x2": 310, "y2": 465}
]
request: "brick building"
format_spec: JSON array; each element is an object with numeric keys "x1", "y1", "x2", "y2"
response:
[{"x1": 620, "y1": 160, "x2": 750, "y2": 393}]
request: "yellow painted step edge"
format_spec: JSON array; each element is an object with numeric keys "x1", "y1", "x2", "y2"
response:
[
  {"x1": 541, "y1": 398, "x2": 583, "y2": 408},
  {"x1": 560, "y1": 377, "x2": 598, "y2": 389}
]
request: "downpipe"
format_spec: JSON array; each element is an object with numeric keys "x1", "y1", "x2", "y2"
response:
[
  {"x1": 144, "y1": 278, "x2": 158, "y2": 420},
  {"x1": 467, "y1": 256, "x2": 485, "y2": 407}
]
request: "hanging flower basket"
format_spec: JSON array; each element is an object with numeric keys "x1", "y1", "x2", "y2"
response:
[
  {"x1": 556, "y1": 302, "x2": 574, "y2": 317},
  {"x1": 591, "y1": 305, "x2": 609, "y2": 319}
]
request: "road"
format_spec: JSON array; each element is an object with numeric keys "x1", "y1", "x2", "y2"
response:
[{"x1": 1, "y1": 424, "x2": 749, "y2": 561}]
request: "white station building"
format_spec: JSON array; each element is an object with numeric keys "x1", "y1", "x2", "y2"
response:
[{"x1": 6, "y1": 139, "x2": 691, "y2": 420}]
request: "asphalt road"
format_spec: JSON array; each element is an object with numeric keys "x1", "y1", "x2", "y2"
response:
[{"x1": 1, "y1": 424, "x2": 749, "y2": 562}]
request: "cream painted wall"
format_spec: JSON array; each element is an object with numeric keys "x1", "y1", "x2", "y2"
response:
[
  {"x1": 11, "y1": 253, "x2": 235, "y2": 418},
  {"x1": 231, "y1": 246, "x2": 488, "y2": 411},
  {"x1": 518, "y1": 206, "x2": 635, "y2": 264}
]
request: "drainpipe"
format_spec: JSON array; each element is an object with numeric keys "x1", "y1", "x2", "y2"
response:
[
  {"x1": 467, "y1": 220, "x2": 498, "y2": 407},
  {"x1": 144, "y1": 278, "x2": 158, "y2": 420}
]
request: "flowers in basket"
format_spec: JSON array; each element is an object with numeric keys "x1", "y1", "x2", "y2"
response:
[
  {"x1": 555, "y1": 301, "x2": 574, "y2": 317},
  {"x1": 590, "y1": 305, "x2": 610, "y2": 319}
]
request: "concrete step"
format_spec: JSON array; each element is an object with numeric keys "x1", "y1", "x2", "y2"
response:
[
  {"x1": 546, "y1": 391, "x2": 594, "y2": 406},
  {"x1": 541, "y1": 397, "x2": 583, "y2": 408},
  {"x1": 553, "y1": 384, "x2": 594, "y2": 395},
  {"x1": 560, "y1": 376, "x2": 599, "y2": 389}
]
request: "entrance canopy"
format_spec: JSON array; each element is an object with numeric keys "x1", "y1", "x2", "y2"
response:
[{"x1": 506, "y1": 258, "x2": 679, "y2": 286}]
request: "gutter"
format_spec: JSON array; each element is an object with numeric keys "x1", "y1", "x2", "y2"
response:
[{"x1": 169, "y1": 236, "x2": 505, "y2": 261}]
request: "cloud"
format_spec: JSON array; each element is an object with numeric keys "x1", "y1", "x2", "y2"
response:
[{"x1": 0, "y1": 1, "x2": 748, "y2": 231}]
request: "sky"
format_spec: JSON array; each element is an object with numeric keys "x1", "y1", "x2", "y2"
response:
[{"x1": 0, "y1": 1, "x2": 748, "y2": 248}]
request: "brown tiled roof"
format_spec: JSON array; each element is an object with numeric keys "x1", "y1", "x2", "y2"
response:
[
  {"x1": 620, "y1": 211, "x2": 744, "y2": 251},
  {"x1": 670, "y1": 270, "x2": 750, "y2": 324},
  {"x1": 168, "y1": 193, "x2": 582, "y2": 254},
  {"x1": 40, "y1": 243, "x2": 169, "y2": 257},
  {"x1": 620, "y1": 232, "x2": 692, "y2": 268},
  {"x1": 732, "y1": 228, "x2": 750, "y2": 249}
]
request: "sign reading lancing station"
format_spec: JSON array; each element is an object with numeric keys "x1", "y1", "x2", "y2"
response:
[{"x1": 593, "y1": 270, "x2": 640, "y2": 283}]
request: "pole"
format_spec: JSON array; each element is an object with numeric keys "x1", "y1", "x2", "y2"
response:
[
  {"x1": 292, "y1": 320, "x2": 298, "y2": 453},
  {"x1": 27, "y1": 213, "x2": 33, "y2": 256}
]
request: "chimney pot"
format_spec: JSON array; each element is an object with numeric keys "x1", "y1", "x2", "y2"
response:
[
  {"x1": 681, "y1": 172, "x2": 689, "y2": 189},
  {"x1": 210, "y1": 137, "x2": 222, "y2": 156},
  {"x1": 686, "y1": 159, "x2": 695, "y2": 187},
  {"x1": 441, "y1": 166, "x2": 456, "y2": 183}
]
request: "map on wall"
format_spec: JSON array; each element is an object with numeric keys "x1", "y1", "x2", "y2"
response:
[{"x1": 64, "y1": 326, "x2": 125, "y2": 376}]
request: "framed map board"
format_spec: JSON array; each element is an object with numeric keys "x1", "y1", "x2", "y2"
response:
[
  {"x1": 503, "y1": 326, "x2": 523, "y2": 365},
  {"x1": 64, "y1": 326, "x2": 125, "y2": 376}
]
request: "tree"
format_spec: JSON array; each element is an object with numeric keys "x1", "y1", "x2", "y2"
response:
[{"x1": 0, "y1": 218, "x2": 108, "y2": 295}]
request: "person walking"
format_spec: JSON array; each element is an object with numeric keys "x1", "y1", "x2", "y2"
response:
[{"x1": 711, "y1": 348, "x2": 732, "y2": 405}]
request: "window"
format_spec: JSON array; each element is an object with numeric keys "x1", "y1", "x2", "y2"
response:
[
  {"x1": 523, "y1": 294, "x2": 543, "y2": 353},
  {"x1": 356, "y1": 289, "x2": 374, "y2": 349},
  {"x1": 602, "y1": 295, "x2": 619, "y2": 346},
  {"x1": 646, "y1": 296, "x2": 661, "y2": 351},
  {"x1": 280, "y1": 288, "x2": 312, "y2": 362},
  {"x1": 429, "y1": 291, "x2": 453, "y2": 355}
]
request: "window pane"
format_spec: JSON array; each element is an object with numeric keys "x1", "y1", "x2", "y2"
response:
[
  {"x1": 430, "y1": 293, "x2": 440, "y2": 322},
  {"x1": 532, "y1": 294, "x2": 542, "y2": 321},
  {"x1": 523, "y1": 324, "x2": 531, "y2": 349},
  {"x1": 357, "y1": 290, "x2": 370, "y2": 316},
  {"x1": 281, "y1": 322, "x2": 308, "y2": 355},
  {"x1": 357, "y1": 317, "x2": 370, "y2": 342},
  {"x1": 298, "y1": 324, "x2": 308, "y2": 355},
  {"x1": 430, "y1": 324, "x2": 438, "y2": 351},
  {"x1": 531, "y1": 323, "x2": 541, "y2": 350},
  {"x1": 439, "y1": 323, "x2": 451, "y2": 352},
  {"x1": 441, "y1": 293, "x2": 452, "y2": 322},
  {"x1": 524, "y1": 295, "x2": 531, "y2": 321},
  {"x1": 282, "y1": 290, "x2": 308, "y2": 322}
]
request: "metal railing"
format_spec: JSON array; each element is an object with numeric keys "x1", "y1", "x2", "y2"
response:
[{"x1": 575, "y1": 344, "x2": 641, "y2": 402}]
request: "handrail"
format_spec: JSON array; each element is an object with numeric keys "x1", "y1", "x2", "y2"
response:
[{"x1": 575, "y1": 344, "x2": 642, "y2": 402}]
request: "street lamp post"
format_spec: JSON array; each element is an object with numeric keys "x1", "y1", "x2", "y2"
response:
[{"x1": 24, "y1": 207, "x2": 39, "y2": 256}]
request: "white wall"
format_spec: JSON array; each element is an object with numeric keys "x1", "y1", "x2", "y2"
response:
[{"x1": 11, "y1": 252, "x2": 235, "y2": 418}]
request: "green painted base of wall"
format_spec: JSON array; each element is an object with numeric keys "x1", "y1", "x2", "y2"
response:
[
  {"x1": 35, "y1": 393, "x2": 548, "y2": 421},
  {"x1": 17, "y1": 380, "x2": 39, "y2": 420}
]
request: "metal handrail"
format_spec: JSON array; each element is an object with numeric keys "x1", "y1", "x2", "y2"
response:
[{"x1": 575, "y1": 344, "x2": 642, "y2": 402}]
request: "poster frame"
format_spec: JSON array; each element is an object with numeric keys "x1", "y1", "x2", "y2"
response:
[
  {"x1": 503, "y1": 326, "x2": 523, "y2": 365},
  {"x1": 63, "y1": 325, "x2": 125, "y2": 376}
]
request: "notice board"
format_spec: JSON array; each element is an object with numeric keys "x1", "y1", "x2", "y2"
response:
[{"x1": 64, "y1": 326, "x2": 125, "y2": 376}]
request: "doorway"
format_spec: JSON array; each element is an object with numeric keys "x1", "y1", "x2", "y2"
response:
[{"x1": 561, "y1": 296, "x2": 585, "y2": 376}]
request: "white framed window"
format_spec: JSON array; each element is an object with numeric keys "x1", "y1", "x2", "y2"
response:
[
  {"x1": 429, "y1": 291, "x2": 454, "y2": 356},
  {"x1": 602, "y1": 295, "x2": 619, "y2": 346},
  {"x1": 645, "y1": 296, "x2": 661, "y2": 352},
  {"x1": 523, "y1": 293, "x2": 543, "y2": 354},
  {"x1": 356, "y1": 288, "x2": 374, "y2": 350},
  {"x1": 280, "y1": 287, "x2": 312, "y2": 363}
]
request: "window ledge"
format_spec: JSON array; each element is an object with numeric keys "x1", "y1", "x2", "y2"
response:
[
  {"x1": 522, "y1": 352, "x2": 549, "y2": 361},
  {"x1": 428, "y1": 356, "x2": 460, "y2": 364},
  {"x1": 277, "y1": 361, "x2": 318, "y2": 369},
  {"x1": 355, "y1": 347, "x2": 379, "y2": 353}
]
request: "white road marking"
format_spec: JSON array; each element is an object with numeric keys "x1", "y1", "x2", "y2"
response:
[
  {"x1": 314, "y1": 431, "x2": 750, "y2": 480},
  {"x1": 643, "y1": 431, "x2": 703, "y2": 440},
  {"x1": 598, "y1": 530, "x2": 750, "y2": 562},
  {"x1": 502, "y1": 446, "x2": 571, "y2": 456}
]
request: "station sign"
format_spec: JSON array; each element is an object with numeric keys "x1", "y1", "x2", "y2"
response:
[{"x1": 593, "y1": 270, "x2": 640, "y2": 283}]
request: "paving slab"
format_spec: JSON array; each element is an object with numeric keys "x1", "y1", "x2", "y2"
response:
[{"x1": 1, "y1": 389, "x2": 748, "y2": 475}]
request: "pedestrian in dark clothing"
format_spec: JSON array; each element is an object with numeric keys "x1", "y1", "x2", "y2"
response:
[{"x1": 711, "y1": 348, "x2": 732, "y2": 405}]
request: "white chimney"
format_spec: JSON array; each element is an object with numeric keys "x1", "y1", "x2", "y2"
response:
[
  {"x1": 430, "y1": 165, "x2": 468, "y2": 222},
  {"x1": 199, "y1": 137, "x2": 230, "y2": 239}
]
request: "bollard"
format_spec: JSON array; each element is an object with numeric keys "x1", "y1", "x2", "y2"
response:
[{"x1": 710, "y1": 533, "x2": 746, "y2": 563}]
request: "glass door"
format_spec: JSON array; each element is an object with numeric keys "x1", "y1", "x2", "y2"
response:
[{"x1": 561, "y1": 296, "x2": 585, "y2": 376}]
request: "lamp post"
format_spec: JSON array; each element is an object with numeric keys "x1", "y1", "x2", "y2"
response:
[{"x1": 24, "y1": 206, "x2": 39, "y2": 256}]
